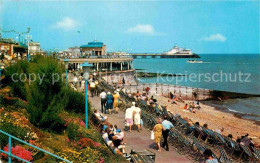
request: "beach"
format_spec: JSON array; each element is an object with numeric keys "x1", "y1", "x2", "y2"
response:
[{"x1": 155, "y1": 95, "x2": 260, "y2": 146}]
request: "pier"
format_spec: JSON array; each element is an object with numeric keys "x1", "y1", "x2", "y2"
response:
[{"x1": 130, "y1": 53, "x2": 200, "y2": 59}]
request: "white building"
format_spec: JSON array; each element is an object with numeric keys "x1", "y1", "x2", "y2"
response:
[{"x1": 29, "y1": 42, "x2": 41, "y2": 54}]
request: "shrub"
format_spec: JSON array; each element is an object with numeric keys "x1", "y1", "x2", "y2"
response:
[
  {"x1": 62, "y1": 88, "x2": 85, "y2": 113},
  {"x1": 0, "y1": 121, "x2": 27, "y2": 148},
  {"x1": 1, "y1": 145, "x2": 33, "y2": 162},
  {"x1": 67, "y1": 123, "x2": 79, "y2": 141},
  {"x1": 4, "y1": 60, "x2": 29, "y2": 100},
  {"x1": 77, "y1": 138, "x2": 97, "y2": 149}
]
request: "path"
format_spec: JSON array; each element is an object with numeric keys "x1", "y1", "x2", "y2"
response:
[{"x1": 89, "y1": 96, "x2": 192, "y2": 163}]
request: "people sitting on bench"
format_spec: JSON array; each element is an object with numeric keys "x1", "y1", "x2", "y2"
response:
[{"x1": 94, "y1": 109, "x2": 108, "y2": 122}]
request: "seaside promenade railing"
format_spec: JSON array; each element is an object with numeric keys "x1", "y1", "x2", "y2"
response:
[
  {"x1": 110, "y1": 82, "x2": 212, "y2": 101},
  {"x1": 59, "y1": 55, "x2": 133, "y2": 59},
  {"x1": 0, "y1": 129, "x2": 71, "y2": 163}
]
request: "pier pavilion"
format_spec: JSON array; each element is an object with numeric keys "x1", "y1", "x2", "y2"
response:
[
  {"x1": 60, "y1": 40, "x2": 134, "y2": 72},
  {"x1": 80, "y1": 40, "x2": 106, "y2": 56},
  {"x1": 60, "y1": 56, "x2": 134, "y2": 72}
]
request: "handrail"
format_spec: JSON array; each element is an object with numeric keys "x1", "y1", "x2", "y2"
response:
[{"x1": 0, "y1": 129, "x2": 71, "y2": 163}]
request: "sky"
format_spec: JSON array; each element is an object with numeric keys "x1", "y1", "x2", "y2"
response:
[{"x1": 1, "y1": 1, "x2": 259, "y2": 54}]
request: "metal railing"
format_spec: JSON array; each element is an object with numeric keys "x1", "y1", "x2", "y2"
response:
[
  {"x1": 109, "y1": 82, "x2": 212, "y2": 100},
  {"x1": 59, "y1": 55, "x2": 133, "y2": 59},
  {"x1": 0, "y1": 129, "x2": 71, "y2": 163}
]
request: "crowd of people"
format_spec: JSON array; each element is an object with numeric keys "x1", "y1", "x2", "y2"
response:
[
  {"x1": 93, "y1": 108, "x2": 126, "y2": 155},
  {"x1": 92, "y1": 82, "x2": 258, "y2": 162},
  {"x1": 99, "y1": 89, "x2": 120, "y2": 114}
]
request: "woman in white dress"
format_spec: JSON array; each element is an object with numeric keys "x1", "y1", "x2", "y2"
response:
[{"x1": 133, "y1": 103, "x2": 141, "y2": 132}]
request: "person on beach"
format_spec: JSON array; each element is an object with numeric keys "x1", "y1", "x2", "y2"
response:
[
  {"x1": 106, "y1": 92, "x2": 114, "y2": 114},
  {"x1": 169, "y1": 92, "x2": 174, "y2": 99},
  {"x1": 141, "y1": 93, "x2": 147, "y2": 101},
  {"x1": 153, "y1": 118, "x2": 165, "y2": 152},
  {"x1": 113, "y1": 91, "x2": 120, "y2": 114},
  {"x1": 122, "y1": 77, "x2": 125, "y2": 86},
  {"x1": 203, "y1": 149, "x2": 218, "y2": 163},
  {"x1": 214, "y1": 127, "x2": 224, "y2": 134},
  {"x1": 125, "y1": 106, "x2": 134, "y2": 132},
  {"x1": 133, "y1": 103, "x2": 141, "y2": 132},
  {"x1": 145, "y1": 87, "x2": 150, "y2": 95},
  {"x1": 201, "y1": 124, "x2": 209, "y2": 141},
  {"x1": 100, "y1": 89, "x2": 107, "y2": 113},
  {"x1": 162, "y1": 115, "x2": 174, "y2": 151},
  {"x1": 184, "y1": 103, "x2": 188, "y2": 110},
  {"x1": 148, "y1": 96, "x2": 155, "y2": 106},
  {"x1": 136, "y1": 91, "x2": 140, "y2": 98}
]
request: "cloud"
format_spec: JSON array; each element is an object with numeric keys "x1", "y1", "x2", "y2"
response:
[
  {"x1": 52, "y1": 17, "x2": 79, "y2": 30},
  {"x1": 127, "y1": 24, "x2": 164, "y2": 35},
  {"x1": 201, "y1": 33, "x2": 227, "y2": 42}
]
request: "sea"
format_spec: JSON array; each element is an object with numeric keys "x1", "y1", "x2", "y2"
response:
[{"x1": 133, "y1": 54, "x2": 260, "y2": 121}]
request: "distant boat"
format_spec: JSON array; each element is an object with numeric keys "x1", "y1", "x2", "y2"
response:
[
  {"x1": 162, "y1": 45, "x2": 193, "y2": 56},
  {"x1": 187, "y1": 60, "x2": 203, "y2": 63},
  {"x1": 161, "y1": 45, "x2": 200, "y2": 58}
]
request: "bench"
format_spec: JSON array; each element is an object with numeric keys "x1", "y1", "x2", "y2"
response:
[{"x1": 130, "y1": 149, "x2": 155, "y2": 162}]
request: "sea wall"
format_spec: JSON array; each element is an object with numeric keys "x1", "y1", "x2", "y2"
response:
[{"x1": 101, "y1": 71, "x2": 259, "y2": 101}]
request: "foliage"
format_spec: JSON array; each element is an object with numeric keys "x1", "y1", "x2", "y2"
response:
[
  {"x1": 4, "y1": 56, "x2": 93, "y2": 133},
  {"x1": 4, "y1": 60, "x2": 29, "y2": 100},
  {"x1": 1, "y1": 145, "x2": 33, "y2": 162},
  {"x1": 62, "y1": 88, "x2": 85, "y2": 113},
  {"x1": 67, "y1": 123, "x2": 79, "y2": 141}
]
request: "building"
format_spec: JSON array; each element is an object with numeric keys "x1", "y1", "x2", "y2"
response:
[
  {"x1": 0, "y1": 39, "x2": 27, "y2": 60},
  {"x1": 80, "y1": 39, "x2": 106, "y2": 56},
  {"x1": 29, "y1": 42, "x2": 41, "y2": 54},
  {"x1": 61, "y1": 40, "x2": 134, "y2": 73}
]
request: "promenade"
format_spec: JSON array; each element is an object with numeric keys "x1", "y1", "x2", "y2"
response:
[{"x1": 89, "y1": 96, "x2": 192, "y2": 163}]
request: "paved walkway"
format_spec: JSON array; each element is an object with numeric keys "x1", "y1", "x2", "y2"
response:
[{"x1": 89, "y1": 96, "x2": 192, "y2": 163}]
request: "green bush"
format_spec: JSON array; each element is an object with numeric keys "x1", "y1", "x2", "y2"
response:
[
  {"x1": 5, "y1": 55, "x2": 91, "y2": 133},
  {"x1": 13, "y1": 99, "x2": 28, "y2": 109},
  {"x1": 5, "y1": 60, "x2": 29, "y2": 100},
  {"x1": 63, "y1": 88, "x2": 85, "y2": 113},
  {"x1": 67, "y1": 123, "x2": 79, "y2": 141},
  {"x1": 0, "y1": 122, "x2": 27, "y2": 148}
]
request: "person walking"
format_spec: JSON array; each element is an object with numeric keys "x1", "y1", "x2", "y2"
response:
[
  {"x1": 153, "y1": 118, "x2": 165, "y2": 152},
  {"x1": 106, "y1": 92, "x2": 114, "y2": 114},
  {"x1": 162, "y1": 115, "x2": 174, "y2": 151},
  {"x1": 133, "y1": 103, "x2": 141, "y2": 132},
  {"x1": 95, "y1": 80, "x2": 99, "y2": 96},
  {"x1": 113, "y1": 91, "x2": 120, "y2": 114},
  {"x1": 122, "y1": 77, "x2": 125, "y2": 86},
  {"x1": 100, "y1": 89, "x2": 107, "y2": 113},
  {"x1": 125, "y1": 106, "x2": 133, "y2": 132},
  {"x1": 89, "y1": 80, "x2": 96, "y2": 97}
]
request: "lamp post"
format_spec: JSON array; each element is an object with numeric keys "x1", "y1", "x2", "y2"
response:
[
  {"x1": 64, "y1": 58, "x2": 69, "y2": 87},
  {"x1": 80, "y1": 61, "x2": 93, "y2": 129},
  {"x1": 25, "y1": 34, "x2": 32, "y2": 62}
]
